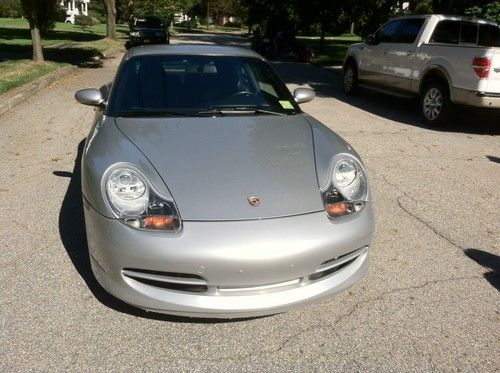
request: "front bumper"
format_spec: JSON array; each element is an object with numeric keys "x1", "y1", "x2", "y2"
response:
[
  {"x1": 467, "y1": 91, "x2": 500, "y2": 108},
  {"x1": 84, "y1": 201, "x2": 374, "y2": 318}
]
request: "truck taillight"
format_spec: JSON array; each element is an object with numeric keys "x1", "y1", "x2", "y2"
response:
[{"x1": 472, "y1": 57, "x2": 491, "y2": 79}]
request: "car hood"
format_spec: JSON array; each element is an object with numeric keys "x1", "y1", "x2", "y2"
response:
[{"x1": 115, "y1": 115, "x2": 324, "y2": 221}]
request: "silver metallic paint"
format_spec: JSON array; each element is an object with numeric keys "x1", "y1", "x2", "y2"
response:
[{"x1": 79, "y1": 45, "x2": 375, "y2": 317}]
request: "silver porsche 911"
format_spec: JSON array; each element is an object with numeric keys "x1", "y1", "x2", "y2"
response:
[{"x1": 75, "y1": 45, "x2": 374, "y2": 318}]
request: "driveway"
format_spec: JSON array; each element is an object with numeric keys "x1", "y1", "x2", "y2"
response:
[{"x1": 1, "y1": 32, "x2": 498, "y2": 372}]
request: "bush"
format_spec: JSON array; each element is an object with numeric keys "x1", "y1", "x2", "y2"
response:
[
  {"x1": 75, "y1": 14, "x2": 93, "y2": 28},
  {"x1": 54, "y1": 6, "x2": 67, "y2": 22},
  {"x1": 0, "y1": 0, "x2": 22, "y2": 18},
  {"x1": 224, "y1": 21, "x2": 242, "y2": 28}
]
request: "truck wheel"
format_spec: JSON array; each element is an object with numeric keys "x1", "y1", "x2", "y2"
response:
[
  {"x1": 343, "y1": 62, "x2": 358, "y2": 95},
  {"x1": 421, "y1": 82, "x2": 451, "y2": 127}
]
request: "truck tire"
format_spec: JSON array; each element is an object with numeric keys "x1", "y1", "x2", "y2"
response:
[
  {"x1": 421, "y1": 81, "x2": 451, "y2": 127},
  {"x1": 343, "y1": 62, "x2": 359, "y2": 95}
]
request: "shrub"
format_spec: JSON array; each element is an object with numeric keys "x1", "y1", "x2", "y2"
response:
[
  {"x1": 224, "y1": 21, "x2": 242, "y2": 28},
  {"x1": 75, "y1": 14, "x2": 93, "y2": 28},
  {"x1": 0, "y1": 0, "x2": 22, "y2": 18}
]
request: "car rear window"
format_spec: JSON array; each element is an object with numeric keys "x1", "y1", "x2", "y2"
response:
[
  {"x1": 431, "y1": 20, "x2": 500, "y2": 46},
  {"x1": 478, "y1": 24, "x2": 500, "y2": 47},
  {"x1": 430, "y1": 20, "x2": 459, "y2": 44},
  {"x1": 460, "y1": 22, "x2": 478, "y2": 44}
]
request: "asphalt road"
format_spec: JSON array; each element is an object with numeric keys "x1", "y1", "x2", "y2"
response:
[{"x1": 1, "y1": 33, "x2": 499, "y2": 372}]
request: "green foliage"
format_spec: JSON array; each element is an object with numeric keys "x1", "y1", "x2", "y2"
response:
[
  {"x1": 75, "y1": 14, "x2": 94, "y2": 28},
  {"x1": 20, "y1": 0, "x2": 58, "y2": 35},
  {"x1": 465, "y1": 1, "x2": 500, "y2": 23},
  {"x1": 0, "y1": 0, "x2": 23, "y2": 18},
  {"x1": 410, "y1": 0, "x2": 433, "y2": 14}
]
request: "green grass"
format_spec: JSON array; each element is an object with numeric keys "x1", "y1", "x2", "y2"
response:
[
  {"x1": 296, "y1": 34, "x2": 361, "y2": 66},
  {"x1": 0, "y1": 59, "x2": 63, "y2": 94},
  {"x1": 0, "y1": 17, "x2": 128, "y2": 95}
]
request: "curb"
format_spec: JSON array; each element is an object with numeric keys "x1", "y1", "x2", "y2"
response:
[
  {"x1": 0, "y1": 65, "x2": 77, "y2": 117},
  {"x1": 0, "y1": 45, "x2": 125, "y2": 118}
]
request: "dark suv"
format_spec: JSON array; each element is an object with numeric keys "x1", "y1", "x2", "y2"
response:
[{"x1": 129, "y1": 16, "x2": 170, "y2": 46}]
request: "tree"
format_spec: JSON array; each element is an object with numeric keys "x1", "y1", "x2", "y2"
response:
[
  {"x1": 20, "y1": 0, "x2": 58, "y2": 62},
  {"x1": 465, "y1": 1, "x2": 500, "y2": 23},
  {"x1": 101, "y1": 0, "x2": 117, "y2": 40}
]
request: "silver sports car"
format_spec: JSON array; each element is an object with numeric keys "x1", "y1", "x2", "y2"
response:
[{"x1": 75, "y1": 45, "x2": 374, "y2": 318}]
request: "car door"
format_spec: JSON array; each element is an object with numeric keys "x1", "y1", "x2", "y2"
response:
[
  {"x1": 359, "y1": 19, "x2": 403, "y2": 86},
  {"x1": 384, "y1": 18, "x2": 426, "y2": 91}
]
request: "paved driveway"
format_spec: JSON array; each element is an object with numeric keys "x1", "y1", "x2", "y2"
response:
[{"x1": 1, "y1": 33, "x2": 498, "y2": 372}]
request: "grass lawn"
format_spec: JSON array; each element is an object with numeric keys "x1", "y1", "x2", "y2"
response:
[
  {"x1": 296, "y1": 34, "x2": 361, "y2": 66},
  {"x1": 0, "y1": 18, "x2": 128, "y2": 95}
]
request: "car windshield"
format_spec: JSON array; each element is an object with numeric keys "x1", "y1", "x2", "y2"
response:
[
  {"x1": 135, "y1": 18, "x2": 163, "y2": 28},
  {"x1": 107, "y1": 55, "x2": 301, "y2": 117}
]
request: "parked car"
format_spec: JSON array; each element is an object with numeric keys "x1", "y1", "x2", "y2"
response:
[
  {"x1": 74, "y1": 45, "x2": 375, "y2": 318},
  {"x1": 343, "y1": 15, "x2": 500, "y2": 126},
  {"x1": 129, "y1": 16, "x2": 169, "y2": 46}
]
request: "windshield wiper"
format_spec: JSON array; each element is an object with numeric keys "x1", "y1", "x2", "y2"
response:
[
  {"x1": 198, "y1": 107, "x2": 288, "y2": 116},
  {"x1": 117, "y1": 110, "x2": 201, "y2": 117}
]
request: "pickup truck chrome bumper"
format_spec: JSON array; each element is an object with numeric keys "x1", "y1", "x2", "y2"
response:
[{"x1": 467, "y1": 91, "x2": 500, "y2": 108}]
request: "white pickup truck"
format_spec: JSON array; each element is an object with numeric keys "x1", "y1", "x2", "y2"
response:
[{"x1": 342, "y1": 14, "x2": 500, "y2": 126}]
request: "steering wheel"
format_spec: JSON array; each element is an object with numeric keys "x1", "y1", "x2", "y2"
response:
[{"x1": 230, "y1": 91, "x2": 255, "y2": 98}]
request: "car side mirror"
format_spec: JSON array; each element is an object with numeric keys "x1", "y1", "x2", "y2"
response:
[
  {"x1": 75, "y1": 88, "x2": 105, "y2": 107},
  {"x1": 366, "y1": 33, "x2": 377, "y2": 45},
  {"x1": 293, "y1": 87, "x2": 315, "y2": 104}
]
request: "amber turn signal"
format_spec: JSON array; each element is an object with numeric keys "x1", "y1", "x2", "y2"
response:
[
  {"x1": 325, "y1": 202, "x2": 350, "y2": 217},
  {"x1": 143, "y1": 216, "x2": 176, "y2": 230}
]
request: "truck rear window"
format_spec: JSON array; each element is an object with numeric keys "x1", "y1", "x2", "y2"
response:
[{"x1": 431, "y1": 20, "x2": 500, "y2": 47}]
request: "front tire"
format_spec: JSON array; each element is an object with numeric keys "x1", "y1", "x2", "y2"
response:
[{"x1": 421, "y1": 81, "x2": 451, "y2": 127}]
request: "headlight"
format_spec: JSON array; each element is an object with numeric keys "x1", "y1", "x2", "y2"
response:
[
  {"x1": 130, "y1": 31, "x2": 139, "y2": 37},
  {"x1": 321, "y1": 154, "x2": 368, "y2": 218},
  {"x1": 104, "y1": 166, "x2": 181, "y2": 231}
]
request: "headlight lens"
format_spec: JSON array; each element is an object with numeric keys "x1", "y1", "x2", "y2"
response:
[
  {"x1": 321, "y1": 154, "x2": 368, "y2": 218},
  {"x1": 104, "y1": 166, "x2": 181, "y2": 231}
]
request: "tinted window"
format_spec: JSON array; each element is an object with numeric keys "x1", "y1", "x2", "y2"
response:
[
  {"x1": 136, "y1": 17, "x2": 163, "y2": 28},
  {"x1": 396, "y1": 18, "x2": 425, "y2": 43},
  {"x1": 430, "y1": 20, "x2": 459, "y2": 44},
  {"x1": 377, "y1": 20, "x2": 402, "y2": 43},
  {"x1": 460, "y1": 22, "x2": 478, "y2": 44},
  {"x1": 108, "y1": 55, "x2": 300, "y2": 116},
  {"x1": 478, "y1": 24, "x2": 500, "y2": 47}
]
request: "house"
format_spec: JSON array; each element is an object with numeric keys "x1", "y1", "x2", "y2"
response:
[{"x1": 60, "y1": 0, "x2": 90, "y2": 24}]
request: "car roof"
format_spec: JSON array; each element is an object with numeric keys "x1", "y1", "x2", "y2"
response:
[
  {"x1": 125, "y1": 45, "x2": 262, "y2": 59},
  {"x1": 394, "y1": 14, "x2": 497, "y2": 26}
]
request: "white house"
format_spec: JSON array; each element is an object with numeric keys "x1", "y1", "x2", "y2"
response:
[{"x1": 60, "y1": 0, "x2": 90, "y2": 24}]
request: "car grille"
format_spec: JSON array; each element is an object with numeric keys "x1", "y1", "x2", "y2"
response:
[
  {"x1": 122, "y1": 246, "x2": 367, "y2": 296},
  {"x1": 122, "y1": 268, "x2": 208, "y2": 293}
]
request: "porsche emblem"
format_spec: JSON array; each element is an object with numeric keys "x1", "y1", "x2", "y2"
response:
[{"x1": 247, "y1": 196, "x2": 260, "y2": 207}]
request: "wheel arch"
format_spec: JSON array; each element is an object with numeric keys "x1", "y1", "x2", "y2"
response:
[{"x1": 419, "y1": 66, "x2": 454, "y2": 101}]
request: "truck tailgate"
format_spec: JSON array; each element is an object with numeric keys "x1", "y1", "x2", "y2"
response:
[{"x1": 486, "y1": 48, "x2": 500, "y2": 93}]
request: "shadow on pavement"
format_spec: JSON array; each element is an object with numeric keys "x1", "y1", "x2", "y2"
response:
[
  {"x1": 54, "y1": 139, "x2": 257, "y2": 323},
  {"x1": 464, "y1": 249, "x2": 500, "y2": 291},
  {"x1": 0, "y1": 27, "x2": 115, "y2": 67},
  {"x1": 272, "y1": 61, "x2": 500, "y2": 135}
]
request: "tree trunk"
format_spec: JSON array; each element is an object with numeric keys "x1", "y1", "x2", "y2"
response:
[
  {"x1": 102, "y1": 0, "x2": 117, "y2": 40},
  {"x1": 30, "y1": 25, "x2": 44, "y2": 62}
]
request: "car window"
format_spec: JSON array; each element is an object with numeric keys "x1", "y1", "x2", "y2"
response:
[
  {"x1": 136, "y1": 17, "x2": 163, "y2": 28},
  {"x1": 396, "y1": 18, "x2": 425, "y2": 43},
  {"x1": 107, "y1": 55, "x2": 300, "y2": 116},
  {"x1": 460, "y1": 22, "x2": 478, "y2": 44},
  {"x1": 377, "y1": 20, "x2": 402, "y2": 43},
  {"x1": 478, "y1": 24, "x2": 500, "y2": 47},
  {"x1": 430, "y1": 20, "x2": 460, "y2": 44}
]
